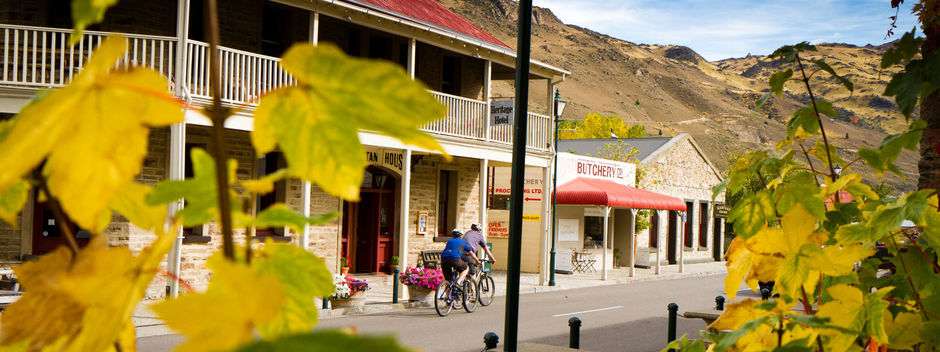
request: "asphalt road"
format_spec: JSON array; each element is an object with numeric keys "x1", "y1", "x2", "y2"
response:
[{"x1": 138, "y1": 275, "x2": 733, "y2": 352}]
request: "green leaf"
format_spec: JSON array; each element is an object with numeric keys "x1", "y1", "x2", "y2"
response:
[
  {"x1": 880, "y1": 29, "x2": 923, "y2": 69},
  {"x1": 659, "y1": 335, "x2": 706, "y2": 352},
  {"x1": 728, "y1": 190, "x2": 774, "y2": 239},
  {"x1": 787, "y1": 100, "x2": 834, "y2": 137},
  {"x1": 252, "y1": 44, "x2": 447, "y2": 201},
  {"x1": 244, "y1": 205, "x2": 337, "y2": 235},
  {"x1": 70, "y1": 0, "x2": 119, "y2": 45},
  {"x1": 770, "y1": 69, "x2": 793, "y2": 96},
  {"x1": 712, "y1": 178, "x2": 729, "y2": 202},
  {"x1": 147, "y1": 148, "x2": 242, "y2": 226},
  {"x1": 109, "y1": 182, "x2": 168, "y2": 233},
  {"x1": 775, "y1": 183, "x2": 826, "y2": 220},
  {"x1": 756, "y1": 92, "x2": 772, "y2": 109},
  {"x1": 253, "y1": 243, "x2": 335, "y2": 339},
  {"x1": 813, "y1": 60, "x2": 853, "y2": 93},
  {"x1": 771, "y1": 338, "x2": 814, "y2": 352},
  {"x1": 0, "y1": 179, "x2": 29, "y2": 227},
  {"x1": 232, "y1": 331, "x2": 413, "y2": 352},
  {"x1": 923, "y1": 196, "x2": 940, "y2": 250},
  {"x1": 769, "y1": 42, "x2": 815, "y2": 63}
]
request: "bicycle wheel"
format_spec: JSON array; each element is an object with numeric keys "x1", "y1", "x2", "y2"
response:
[
  {"x1": 463, "y1": 278, "x2": 477, "y2": 313},
  {"x1": 452, "y1": 283, "x2": 463, "y2": 311},
  {"x1": 434, "y1": 281, "x2": 452, "y2": 317},
  {"x1": 478, "y1": 273, "x2": 495, "y2": 306}
]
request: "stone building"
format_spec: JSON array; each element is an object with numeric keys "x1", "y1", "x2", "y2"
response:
[
  {"x1": 558, "y1": 133, "x2": 727, "y2": 271},
  {"x1": 0, "y1": 0, "x2": 568, "y2": 297}
]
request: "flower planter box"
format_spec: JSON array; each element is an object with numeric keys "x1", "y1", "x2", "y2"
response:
[
  {"x1": 407, "y1": 285, "x2": 434, "y2": 302},
  {"x1": 330, "y1": 296, "x2": 366, "y2": 308}
]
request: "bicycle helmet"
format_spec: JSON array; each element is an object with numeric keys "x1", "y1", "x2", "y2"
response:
[
  {"x1": 470, "y1": 223, "x2": 481, "y2": 231},
  {"x1": 451, "y1": 229, "x2": 463, "y2": 237}
]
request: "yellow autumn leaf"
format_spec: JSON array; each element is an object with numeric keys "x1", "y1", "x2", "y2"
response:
[
  {"x1": 152, "y1": 254, "x2": 286, "y2": 352},
  {"x1": 806, "y1": 244, "x2": 874, "y2": 277},
  {"x1": 817, "y1": 284, "x2": 865, "y2": 352},
  {"x1": 0, "y1": 227, "x2": 176, "y2": 352},
  {"x1": 709, "y1": 299, "x2": 763, "y2": 331},
  {"x1": 110, "y1": 182, "x2": 169, "y2": 233},
  {"x1": 776, "y1": 204, "x2": 818, "y2": 255},
  {"x1": 0, "y1": 36, "x2": 183, "y2": 232},
  {"x1": 0, "y1": 179, "x2": 29, "y2": 227},
  {"x1": 725, "y1": 237, "x2": 757, "y2": 300}
]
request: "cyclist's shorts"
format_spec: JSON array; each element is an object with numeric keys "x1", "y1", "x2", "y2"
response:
[{"x1": 441, "y1": 257, "x2": 468, "y2": 281}]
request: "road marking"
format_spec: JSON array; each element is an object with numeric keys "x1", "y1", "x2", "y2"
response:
[{"x1": 553, "y1": 306, "x2": 623, "y2": 317}]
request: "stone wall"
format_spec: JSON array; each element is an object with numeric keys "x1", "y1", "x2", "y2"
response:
[{"x1": 635, "y1": 137, "x2": 725, "y2": 264}]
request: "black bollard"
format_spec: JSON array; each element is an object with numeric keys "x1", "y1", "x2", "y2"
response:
[
  {"x1": 761, "y1": 288, "x2": 771, "y2": 300},
  {"x1": 568, "y1": 317, "x2": 581, "y2": 349},
  {"x1": 715, "y1": 296, "x2": 725, "y2": 310},
  {"x1": 667, "y1": 302, "x2": 678, "y2": 350},
  {"x1": 484, "y1": 332, "x2": 499, "y2": 350},
  {"x1": 392, "y1": 267, "x2": 400, "y2": 304},
  {"x1": 322, "y1": 297, "x2": 329, "y2": 309}
]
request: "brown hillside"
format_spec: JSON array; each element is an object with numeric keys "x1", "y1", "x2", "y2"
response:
[{"x1": 439, "y1": 0, "x2": 918, "y2": 192}]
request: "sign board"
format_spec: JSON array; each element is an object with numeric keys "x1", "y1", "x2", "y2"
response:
[
  {"x1": 556, "y1": 153, "x2": 636, "y2": 187},
  {"x1": 558, "y1": 219, "x2": 579, "y2": 242},
  {"x1": 417, "y1": 211, "x2": 428, "y2": 235},
  {"x1": 488, "y1": 220, "x2": 509, "y2": 238},
  {"x1": 584, "y1": 207, "x2": 606, "y2": 217},
  {"x1": 490, "y1": 99, "x2": 514, "y2": 126},
  {"x1": 555, "y1": 248, "x2": 573, "y2": 274},
  {"x1": 715, "y1": 204, "x2": 730, "y2": 218},
  {"x1": 365, "y1": 147, "x2": 405, "y2": 175}
]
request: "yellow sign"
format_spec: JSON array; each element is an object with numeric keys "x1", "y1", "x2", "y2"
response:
[{"x1": 522, "y1": 214, "x2": 540, "y2": 222}]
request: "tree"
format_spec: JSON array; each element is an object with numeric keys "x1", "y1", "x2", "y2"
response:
[
  {"x1": 912, "y1": 0, "x2": 940, "y2": 189},
  {"x1": 559, "y1": 113, "x2": 646, "y2": 139}
]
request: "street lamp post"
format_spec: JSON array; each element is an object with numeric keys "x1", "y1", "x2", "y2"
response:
[{"x1": 549, "y1": 89, "x2": 566, "y2": 286}]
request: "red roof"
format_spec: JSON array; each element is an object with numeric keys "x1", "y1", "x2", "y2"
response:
[
  {"x1": 555, "y1": 178, "x2": 687, "y2": 211},
  {"x1": 358, "y1": 0, "x2": 511, "y2": 49},
  {"x1": 825, "y1": 190, "x2": 853, "y2": 209}
]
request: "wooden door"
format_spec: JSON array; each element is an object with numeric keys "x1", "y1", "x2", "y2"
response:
[
  {"x1": 376, "y1": 190, "x2": 395, "y2": 272},
  {"x1": 355, "y1": 193, "x2": 378, "y2": 272},
  {"x1": 667, "y1": 211, "x2": 677, "y2": 264},
  {"x1": 32, "y1": 201, "x2": 90, "y2": 255}
]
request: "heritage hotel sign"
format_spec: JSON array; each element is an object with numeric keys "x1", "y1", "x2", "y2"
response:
[{"x1": 556, "y1": 152, "x2": 636, "y2": 187}]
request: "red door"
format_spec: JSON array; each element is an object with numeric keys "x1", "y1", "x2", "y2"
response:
[
  {"x1": 343, "y1": 166, "x2": 397, "y2": 273},
  {"x1": 32, "y1": 200, "x2": 91, "y2": 255}
]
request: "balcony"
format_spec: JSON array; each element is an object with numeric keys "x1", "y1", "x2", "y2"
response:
[{"x1": 0, "y1": 24, "x2": 552, "y2": 152}]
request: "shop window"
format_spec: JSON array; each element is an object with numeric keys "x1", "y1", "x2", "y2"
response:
[
  {"x1": 584, "y1": 216, "x2": 604, "y2": 248},
  {"x1": 255, "y1": 151, "x2": 286, "y2": 237},
  {"x1": 441, "y1": 56, "x2": 460, "y2": 95},
  {"x1": 699, "y1": 203, "x2": 709, "y2": 247},
  {"x1": 437, "y1": 170, "x2": 457, "y2": 235},
  {"x1": 486, "y1": 167, "x2": 509, "y2": 210}
]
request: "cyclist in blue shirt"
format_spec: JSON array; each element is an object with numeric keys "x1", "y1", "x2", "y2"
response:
[{"x1": 441, "y1": 229, "x2": 481, "y2": 285}]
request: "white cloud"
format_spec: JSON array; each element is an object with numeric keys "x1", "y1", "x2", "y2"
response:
[{"x1": 535, "y1": 0, "x2": 920, "y2": 61}]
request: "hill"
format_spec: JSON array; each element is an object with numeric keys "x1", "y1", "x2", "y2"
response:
[{"x1": 439, "y1": 0, "x2": 918, "y2": 192}]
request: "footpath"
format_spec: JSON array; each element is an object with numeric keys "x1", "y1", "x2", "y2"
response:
[{"x1": 134, "y1": 261, "x2": 728, "y2": 338}]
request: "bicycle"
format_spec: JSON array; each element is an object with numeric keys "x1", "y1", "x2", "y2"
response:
[
  {"x1": 434, "y1": 272, "x2": 477, "y2": 316},
  {"x1": 471, "y1": 260, "x2": 495, "y2": 306}
]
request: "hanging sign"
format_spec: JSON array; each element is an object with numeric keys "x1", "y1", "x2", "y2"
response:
[
  {"x1": 556, "y1": 152, "x2": 636, "y2": 187},
  {"x1": 490, "y1": 99, "x2": 514, "y2": 126}
]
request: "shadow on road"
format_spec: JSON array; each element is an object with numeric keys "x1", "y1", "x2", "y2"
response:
[{"x1": 509, "y1": 316, "x2": 708, "y2": 352}]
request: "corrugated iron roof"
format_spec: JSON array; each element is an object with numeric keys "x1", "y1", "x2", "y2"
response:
[
  {"x1": 556, "y1": 178, "x2": 687, "y2": 211},
  {"x1": 357, "y1": 0, "x2": 511, "y2": 49}
]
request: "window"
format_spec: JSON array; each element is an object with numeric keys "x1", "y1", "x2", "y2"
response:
[
  {"x1": 441, "y1": 56, "x2": 460, "y2": 95},
  {"x1": 649, "y1": 211, "x2": 658, "y2": 248},
  {"x1": 255, "y1": 152, "x2": 286, "y2": 237},
  {"x1": 181, "y1": 143, "x2": 209, "y2": 242},
  {"x1": 684, "y1": 202, "x2": 694, "y2": 248},
  {"x1": 584, "y1": 216, "x2": 603, "y2": 248},
  {"x1": 486, "y1": 166, "x2": 509, "y2": 210},
  {"x1": 699, "y1": 203, "x2": 709, "y2": 247},
  {"x1": 368, "y1": 35, "x2": 392, "y2": 61},
  {"x1": 261, "y1": 3, "x2": 290, "y2": 57},
  {"x1": 437, "y1": 170, "x2": 457, "y2": 235}
]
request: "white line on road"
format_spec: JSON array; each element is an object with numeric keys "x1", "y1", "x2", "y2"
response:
[{"x1": 552, "y1": 306, "x2": 624, "y2": 317}]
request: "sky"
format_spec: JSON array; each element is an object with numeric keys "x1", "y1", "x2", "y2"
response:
[{"x1": 536, "y1": 0, "x2": 922, "y2": 61}]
